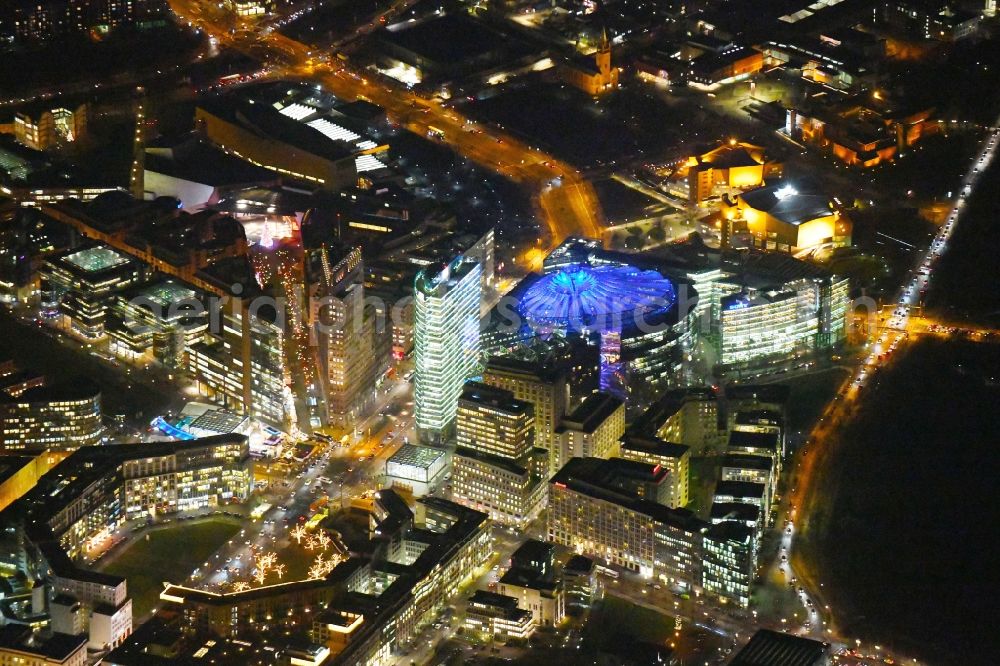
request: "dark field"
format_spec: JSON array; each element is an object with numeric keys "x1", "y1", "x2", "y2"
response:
[{"x1": 800, "y1": 338, "x2": 1000, "y2": 664}]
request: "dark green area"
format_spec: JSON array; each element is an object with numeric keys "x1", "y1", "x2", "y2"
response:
[
  {"x1": 799, "y1": 339, "x2": 1000, "y2": 664},
  {"x1": 0, "y1": 311, "x2": 176, "y2": 422},
  {"x1": 0, "y1": 24, "x2": 203, "y2": 94},
  {"x1": 98, "y1": 518, "x2": 241, "y2": 618},
  {"x1": 925, "y1": 153, "x2": 1000, "y2": 327},
  {"x1": 772, "y1": 366, "x2": 851, "y2": 434},
  {"x1": 581, "y1": 594, "x2": 675, "y2": 649}
]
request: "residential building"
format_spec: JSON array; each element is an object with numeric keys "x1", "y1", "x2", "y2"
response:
[
  {"x1": 122, "y1": 495, "x2": 493, "y2": 665},
  {"x1": 2, "y1": 435, "x2": 253, "y2": 652}
]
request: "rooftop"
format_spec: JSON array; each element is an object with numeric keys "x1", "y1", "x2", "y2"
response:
[
  {"x1": 388, "y1": 444, "x2": 447, "y2": 470},
  {"x1": 714, "y1": 480, "x2": 767, "y2": 500},
  {"x1": 0, "y1": 379, "x2": 100, "y2": 406},
  {"x1": 728, "y1": 430, "x2": 780, "y2": 452},
  {"x1": 551, "y1": 457, "x2": 703, "y2": 533},
  {"x1": 721, "y1": 453, "x2": 774, "y2": 472},
  {"x1": 517, "y1": 262, "x2": 677, "y2": 334},
  {"x1": 739, "y1": 183, "x2": 834, "y2": 226},
  {"x1": 62, "y1": 245, "x2": 130, "y2": 273},
  {"x1": 620, "y1": 435, "x2": 691, "y2": 460},
  {"x1": 559, "y1": 392, "x2": 623, "y2": 434},
  {"x1": 0, "y1": 626, "x2": 85, "y2": 661},
  {"x1": 459, "y1": 381, "x2": 533, "y2": 416},
  {"x1": 729, "y1": 629, "x2": 830, "y2": 666},
  {"x1": 710, "y1": 502, "x2": 761, "y2": 523}
]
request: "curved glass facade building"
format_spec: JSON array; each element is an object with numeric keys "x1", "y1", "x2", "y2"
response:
[
  {"x1": 517, "y1": 264, "x2": 677, "y2": 334},
  {"x1": 505, "y1": 258, "x2": 696, "y2": 400}
]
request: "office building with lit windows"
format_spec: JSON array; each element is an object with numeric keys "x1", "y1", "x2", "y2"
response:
[
  {"x1": 308, "y1": 244, "x2": 391, "y2": 427},
  {"x1": 225, "y1": 0, "x2": 273, "y2": 17},
  {"x1": 630, "y1": 387, "x2": 724, "y2": 455},
  {"x1": 42, "y1": 193, "x2": 295, "y2": 425},
  {"x1": 498, "y1": 238, "x2": 698, "y2": 402},
  {"x1": 619, "y1": 435, "x2": 691, "y2": 509},
  {"x1": 548, "y1": 457, "x2": 703, "y2": 588},
  {"x1": 0, "y1": 380, "x2": 102, "y2": 453},
  {"x1": 12, "y1": 101, "x2": 89, "y2": 152},
  {"x1": 456, "y1": 382, "x2": 534, "y2": 460},
  {"x1": 452, "y1": 383, "x2": 546, "y2": 527},
  {"x1": 43, "y1": 245, "x2": 143, "y2": 340},
  {"x1": 414, "y1": 256, "x2": 482, "y2": 443},
  {"x1": 719, "y1": 274, "x2": 849, "y2": 370},
  {"x1": 554, "y1": 392, "x2": 625, "y2": 475},
  {"x1": 701, "y1": 521, "x2": 756, "y2": 608},
  {"x1": 187, "y1": 305, "x2": 287, "y2": 425},
  {"x1": 0, "y1": 625, "x2": 87, "y2": 666},
  {"x1": 481, "y1": 357, "x2": 569, "y2": 463},
  {"x1": 463, "y1": 591, "x2": 535, "y2": 641}
]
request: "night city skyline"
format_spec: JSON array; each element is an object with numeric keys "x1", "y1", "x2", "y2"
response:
[{"x1": 0, "y1": 1, "x2": 997, "y2": 665}]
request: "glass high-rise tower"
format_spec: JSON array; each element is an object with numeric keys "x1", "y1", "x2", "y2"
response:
[{"x1": 414, "y1": 256, "x2": 483, "y2": 443}]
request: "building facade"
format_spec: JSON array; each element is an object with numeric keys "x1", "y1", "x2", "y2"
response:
[
  {"x1": 554, "y1": 393, "x2": 625, "y2": 476},
  {"x1": 452, "y1": 382, "x2": 545, "y2": 527},
  {"x1": 0, "y1": 381, "x2": 102, "y2": 452},
  {"x1": 414, "y1": 256, "x2": 482, "y2": 443}
]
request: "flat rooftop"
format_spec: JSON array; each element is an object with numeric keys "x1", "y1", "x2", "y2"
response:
[
  {"x1": 129, "y1": 280, "x2": 198, "y2": 309},
  {"x1": 388, "y1": 444, "x2": 446, "y2": 470},
  {"x1": 559, "y1": 392, "x2": 623, "y2": 434},
  {"x1": 729, "y1": 628, "x2": 830, "y2": 666},
  {"x1": 62, "y1": 245, "x2": 130, "y2": 273},
  {"x1": 381, "y1": 13, "x2": 509, "y2": 66}
]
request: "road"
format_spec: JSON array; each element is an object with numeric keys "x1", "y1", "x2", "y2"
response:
[
  {"x1": 780, "y1": 116, "x2": 1000, "y2": 660},
  {"x1": 167, "y1": 0, "x2": 604, "y2": 249}
]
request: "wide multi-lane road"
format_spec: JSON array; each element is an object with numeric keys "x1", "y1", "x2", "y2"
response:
[
  {"x1": 781, "y1": 117, "x2": 1000, "y2": 657},
  {"x1": 168, "y1": 0, "x2": 603, "y2": 247}
]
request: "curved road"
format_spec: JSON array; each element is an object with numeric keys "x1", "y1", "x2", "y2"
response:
[{"x1": 168, "y1": 0, "x2": 603, "y2": 249}]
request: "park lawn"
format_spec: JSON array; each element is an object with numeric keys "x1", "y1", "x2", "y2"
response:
[
  {"x1": 98, "y1": 517, "x2": 241, "y2": 618},
  {"x1": 274, "y1": 541, "x2": 316, "y2": 582},
  {"x1": 582, "y1": 594, "x2": 675, "y2": 649}
]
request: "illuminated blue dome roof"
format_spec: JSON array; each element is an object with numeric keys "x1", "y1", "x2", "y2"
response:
[{"x1": 518, "y1": 263, "x2": 676, "y2": 332}]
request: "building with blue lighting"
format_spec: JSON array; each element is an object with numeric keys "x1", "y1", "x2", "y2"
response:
[{"x1": 488, "y1": 240, "x2": 698, "y2": 401}]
